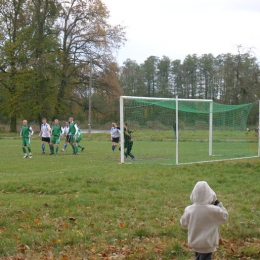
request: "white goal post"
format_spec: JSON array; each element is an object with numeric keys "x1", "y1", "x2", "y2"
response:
[{"x1": 119, "y1": 96, "x2": 214, "y2": 164}]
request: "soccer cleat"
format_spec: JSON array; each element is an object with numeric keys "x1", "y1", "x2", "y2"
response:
[
  {"x1": 42, "y1": 151, "x2": 45, "y2": 154},
  {"x1": 131, "y1": 157, "x2": 135, "y2": 161},
  {"x1": 49, "y1": 152, "x2": 54, "y2": 155},
  {"x1": 61, "y1": 149, "x2": 64, "y2": 152},
  {"x1": 55, "y1": 154, "x2": 58, "y2": 156},
  {"x1": 23, "y1": 155, "x2": 28, "y2": 158},
  {"x1": 29, "y1": 154, "x2": 32, "y2": 158},
  {"x1": 74, "y1": 153, "x2": 79, "y2": 155},
  {"x1": 81, "y1": 147, "x2": 85, "y2": 152}
]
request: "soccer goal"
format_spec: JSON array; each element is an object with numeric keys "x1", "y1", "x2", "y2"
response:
[{"x1": 120, "y1": 96, "x2": 259, "y2": 165}]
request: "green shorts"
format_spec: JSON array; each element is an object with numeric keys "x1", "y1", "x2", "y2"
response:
[
  {"x1": 21, "y1": 137, "x2": 30, "y2": 147},
  {"x1": 51, "y1": 136, "x2": 60, "y2": 144},
  {"x1": 76, "y1": 136, "x2": 82, "y2": 143},
  {"x1": 70, "y1": 136, "x2": 77, "y2": 143}
]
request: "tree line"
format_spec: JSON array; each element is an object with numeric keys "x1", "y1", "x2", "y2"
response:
[
  {"x1": 1, "y1": 1, "x2": 259, "y2": 132},
  {"x1": 0, "y1": 0, "x2": 125, "y2": 132},
  {"x1": 120, "y1": 49, "x2": 260, "y2": 106}
]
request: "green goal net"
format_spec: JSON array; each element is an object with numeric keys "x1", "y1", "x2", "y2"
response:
[{"x1": 120, "y1": 96, "x2": 259, "y2": 165}]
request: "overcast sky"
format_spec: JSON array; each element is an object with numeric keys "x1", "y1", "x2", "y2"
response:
[{"x1": 103, "y1": 0, "x2": 260, "y2": 65}]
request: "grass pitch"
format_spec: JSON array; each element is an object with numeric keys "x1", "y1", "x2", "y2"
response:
[{"x1": 0, "y1": 136, "x2": 260, "y2": 259}]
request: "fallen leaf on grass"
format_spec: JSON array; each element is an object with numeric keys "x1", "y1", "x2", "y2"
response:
[
  {"x1": 17, "y1": 244, "x2": 30, "y2": 254},
  {"x1": 51, "y1": 238, "x2": 58, "y2": 244},
  {"x1": 68, "y1": 217, "x2": 76, "y2": 221},
  {"x1": 13, "y1": 236, "x2": 20, "y2": 242},
  {"x1": 34, "y1": 218, "x2": 40, "y2": 223},
  {"x1": 154, "y1": 245, "x2": 164, "y2": 254},
  {"x1": 118, "y1": 222, "x2": 126, "y2": 229},
  {"x1": 0, "y1": 226, "x2": 7, "y2": 231},
  {"x1": 182, "y1": 241, "x2": 189, "y2": 248}
]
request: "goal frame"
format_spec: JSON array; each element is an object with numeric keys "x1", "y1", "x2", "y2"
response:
[{"x1": 120, "y1": 96, "x2": 215, "y2": 164}]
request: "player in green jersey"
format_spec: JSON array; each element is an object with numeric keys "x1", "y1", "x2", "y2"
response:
[
  {"x1": 20, "y1": 119, "x2": 34, "y2": 158},
  {"x1": 68, "y1": 117, "x2": 79, "y2": 155},
  {"x1": 49, "y1": 119, "x2": 64, "y2": 156},
  {"x1": 123, "y1": 123, "x2": 135, "y2": 160},
  {"x1": 75, "y1": 122, "x2": 85, "y2": 152}
]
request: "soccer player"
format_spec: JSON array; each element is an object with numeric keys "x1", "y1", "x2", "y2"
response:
[
  {"x1": 75, "y1": 122, "x2": 85, "y2": 152},
  {"x1": 123, "y1": 123, "x2": 135, "y2": 160},
  {"x1": 68, "y1": 117, "x2": 79, "y2": 155},
  {"x1": 20, "y1": 119, "x2": 34, "y2": 158},
  {"x1": 38, "y1": 118, "x2": 51, "y2": 154},
  {"x1": 49, "y1": 119, "x2": 64, "y2": 156},
  {"x1": 110, "y1": 122, "x2": 120, "y2": 152},
  {"x1": 61, "y1": 121, "x2": 70, "y2": 152}
]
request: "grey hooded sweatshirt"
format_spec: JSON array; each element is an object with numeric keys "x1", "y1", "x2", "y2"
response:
[{"x1": 180, "y1": 181, "x2": 228, "y2": 253}]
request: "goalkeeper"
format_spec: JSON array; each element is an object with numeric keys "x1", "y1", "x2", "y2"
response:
[{"x1": 123, "y1": 123, "x2": 135, "y2": 161}]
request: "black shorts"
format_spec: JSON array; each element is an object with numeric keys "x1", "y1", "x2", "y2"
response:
[
  {"x1": 112, "y1": 137, "x2": 119, "y2": 143},
  {"x1": 66, "y1": 135, "x2": 71, "y2": 142},
  {"x1": 42, "y1": 137, "x2": 50, "y2": 143}
]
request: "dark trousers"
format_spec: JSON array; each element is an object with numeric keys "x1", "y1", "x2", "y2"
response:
[
  {"x1": 194, "y1": 252, "x2": 212, "y2": 260},
  {"x1": 124, "y1": 141, "x2": 134, "y2": 158}
]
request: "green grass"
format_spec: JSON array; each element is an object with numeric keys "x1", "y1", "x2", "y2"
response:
[{"x1": 0, "y1": 136, "x2": 260, "y2": 259}]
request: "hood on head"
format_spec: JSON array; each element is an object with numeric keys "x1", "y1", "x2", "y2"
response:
[{"x1": 190, "y1": 181, "x2": 216, "y2": 204}]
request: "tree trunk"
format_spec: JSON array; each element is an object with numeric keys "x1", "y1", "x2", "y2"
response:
[{"x1": 10, "y1": 115, "x2": 17, "y2": 132}]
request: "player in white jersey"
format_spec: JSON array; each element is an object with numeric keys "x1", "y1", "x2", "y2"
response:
[
  {"x1": 38, "y1": 118, "x2": 51, "y2": 154},
  {"x1": 61, "y1": 121, "x2": 70, "y2": 152},
  {"x1": 110, "y1": 122, "x2": 120, "y2": 152}
]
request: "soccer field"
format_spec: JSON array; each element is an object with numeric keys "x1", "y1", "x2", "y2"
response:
[
  {"x1": 127, "y1": 137, "x2": 258, "y2": 165},
  {"x1": 0, "y1": 137, "x2": 260, "y2": 259}
]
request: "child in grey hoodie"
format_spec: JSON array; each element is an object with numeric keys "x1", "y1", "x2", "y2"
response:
[{"x1": 180, "y1": 181, "x2": 228, "y2": 260}]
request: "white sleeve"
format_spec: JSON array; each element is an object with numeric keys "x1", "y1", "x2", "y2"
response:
[
  {"x1": 180, "y1": 210, "x2": 188, "y2": 228},
  {"x1": 61, "y1": 127, "x2": 64, "y2": 135},
  {"x1": 74, "y1": 124, "x2": 78, "y2": 135},
  {"x1": 29, "y1": 127, "x2": 34, "y2": 135}
]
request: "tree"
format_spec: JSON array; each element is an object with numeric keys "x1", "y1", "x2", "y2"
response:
[
  {"x1": 182, "y1": 54, "x2": 198, "y2": 98},
  {"x1": 198, "y1": 54, "x2": 215, "y2": 99},
  {"x1": 56, "y1": 0, "x2": 125, "y2": 119},
  {"x1": 0, "y1": 0, "x2": 126, "y2": 130},
  {"x1": 141, "y1": 56, "x2": 158, "y2": 97},
  {"x1": 120, "y1": 59, "x2": 145, "y2": 96},
  {"x1": 157, "y1": 56, "x2": 171, "y2": 97},
  {"x1": 25, "y1": 0, "x2": 61, "y2": 124},
  {"x1": 171, "y1": 59, "x2": 184, "y2": 97},
  {"x1": 0, "y1": 0, "x2": 28, "y2": 131}
]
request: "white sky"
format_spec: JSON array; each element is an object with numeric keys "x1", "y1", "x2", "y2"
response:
[{"x1": 103, "y1": 0, "x2": 260, "y2": 65}]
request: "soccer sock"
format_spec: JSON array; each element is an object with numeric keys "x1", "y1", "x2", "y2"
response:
[
  {"x1": 22, "y1": 148, "x2": 26, "y2": 153},
  {"x1": 72, "y1": 145, "x2": 76, "y2": 153},
  {"x1": 112, "y1": 145, "x2": 115, "y2": 151},
  {"x1": 50, "y1": 145, "x2": 54, "y2": 153},
  {"x1": 56, "y1": 147, "x2": 59, "y2": 154},
  {"x1": 42, "y1": 144, "x2": 45, "y2": 152},
  {"x1": 28, "y1": 147, "x2": 31, "y2": 153},
  {"x1": 74, "y1": 146, "x2": 78, "y2": 154},
  {"x1": 78, "y1": 144, "x2": 83, "y2": 149},
  {"x1": 63, "y1": 144, "x2": 67, "y2": 150}
]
